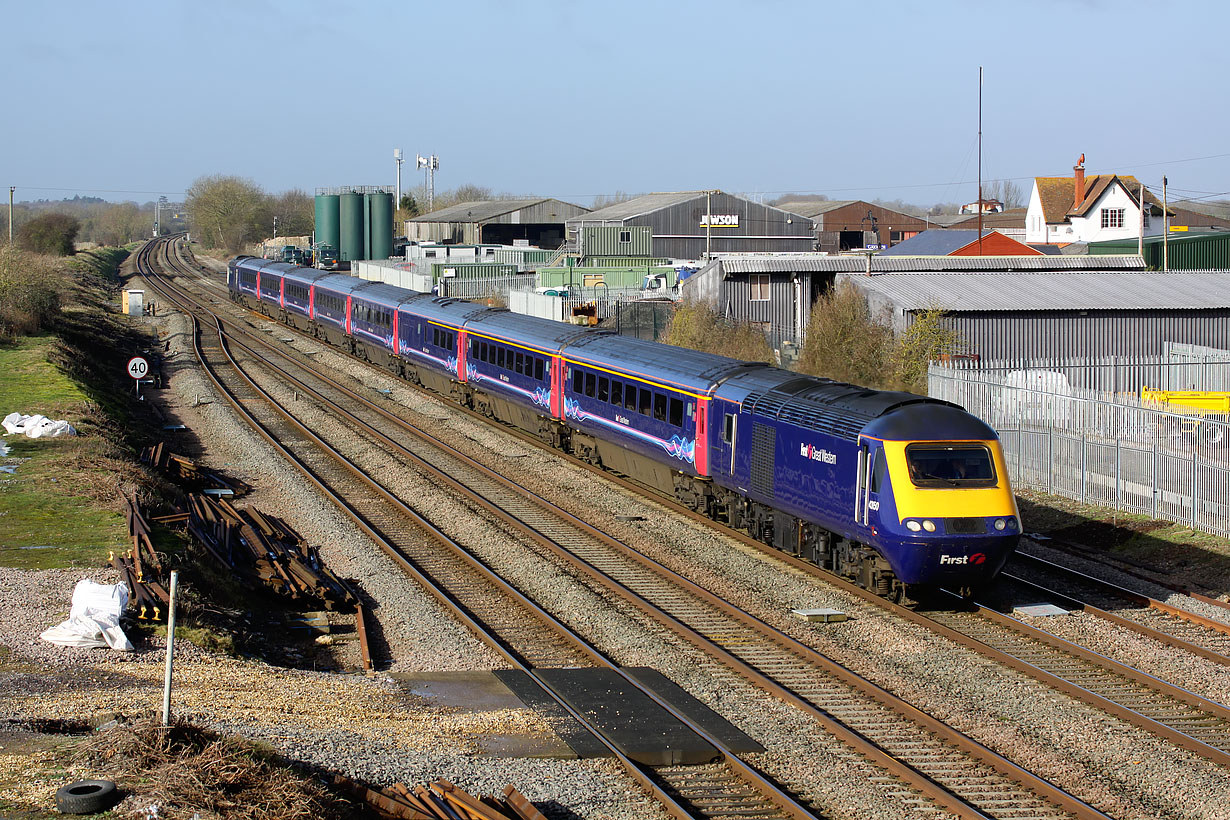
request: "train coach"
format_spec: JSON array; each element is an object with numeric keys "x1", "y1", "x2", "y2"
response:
[{"x1": 227, "y1": 255, "x2": 1020, "y2": 599}]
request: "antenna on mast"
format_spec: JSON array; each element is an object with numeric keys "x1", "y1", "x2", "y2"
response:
[{"x1": 977, "y1": 65, "x2": 983, "y2": 256}]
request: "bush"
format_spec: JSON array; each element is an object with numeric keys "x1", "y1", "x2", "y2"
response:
[
  {"x1": 16, "y1": 212, "x2": 80, "y2": 256},
  {"x1": 666, "y1": 301, "x2": 775, "y2": 363},
  {"x1": 795, "y1": 279, "x2": 894, "y2": 387},
  {"x1": 0, "y1": 247, "x2": 61, "y2": 337}
]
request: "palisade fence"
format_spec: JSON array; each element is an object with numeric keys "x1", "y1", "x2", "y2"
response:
[{"x1": 929, "y1": 351, "x2": 1230, "y2": 537}]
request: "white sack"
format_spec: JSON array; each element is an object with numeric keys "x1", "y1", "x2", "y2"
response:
[
  {"x1": 2, "y1": 412, "x2": 76, "y2": 438},
  {"x1": 40, "y1": 579, "x2": 134, "y2": 652}
]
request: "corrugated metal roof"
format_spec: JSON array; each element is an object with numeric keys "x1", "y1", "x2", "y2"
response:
[
  {"x1": 567, "y1": 191, "x2": 707, "y2": 223},
  {"x1": 715, "y1": 254, "x2": 1146, "y2": 273},
  {"x1": 838, "y1": 270, "x2": 1230, "y2": 311},
  {"x1": 773, "y1": 199, "x2": 859, "y2": 218},
  {"x1": 410, "y1": 199, "x2": 574, "y2": 223}
]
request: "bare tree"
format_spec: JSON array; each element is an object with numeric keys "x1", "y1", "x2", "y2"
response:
[{"x1": 185, "y1": 175, "x2": 266, "y2": 252}]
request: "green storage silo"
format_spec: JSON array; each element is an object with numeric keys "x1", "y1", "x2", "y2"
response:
[
  {"x1": 338, "y1": 191, "x2": 365, "y2": 262},
  {"x1": 369, "y1": 192, "x2": 394, "y2": 260},
  {"x1": 314, "y1": 194, "x2": 340, "y2": 250}
]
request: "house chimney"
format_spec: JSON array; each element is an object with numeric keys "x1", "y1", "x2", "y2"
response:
[{"x1": 1073, "y1": 153, "x2": 1086, "y2": 210}]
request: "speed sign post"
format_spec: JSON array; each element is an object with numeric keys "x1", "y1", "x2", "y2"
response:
[{"x1": 127, "y1": 356, "x2": 149, "y2": 398}]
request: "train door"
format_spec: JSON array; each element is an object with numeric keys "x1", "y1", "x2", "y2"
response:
[
  {"x1": 710, "y1": 399, "x2": 739, "y2": 479},
  {"x1": 855, "y1": 437, "x2": 884, "y2": 533}
]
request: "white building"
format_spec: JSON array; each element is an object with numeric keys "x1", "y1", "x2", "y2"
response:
[{"x1": 1025, "y1": 156, "x2": 1167, "y2": 245}]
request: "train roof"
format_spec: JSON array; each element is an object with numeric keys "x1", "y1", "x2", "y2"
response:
[
  {"x1": 400, "y1": 296, "x2": 492, "y2": 328},
  {"x1": 719, "y1": 368, "x2": 964, "y2": 441},
  {"x1": 351, "y1": 282, "x2": 423, "y2": 308},
  {"x1": 280, "y1": 267, "x2": 332, "y2": 287},
  {"x1": 463, "y1": 309, "x2": 593, "y2": 352},
  {"x1": 312, "y1": 274, "x2": 379, "y2": 297},
  {"x1": 563, "y1": 334, "x2": 756, "y2": 395}
]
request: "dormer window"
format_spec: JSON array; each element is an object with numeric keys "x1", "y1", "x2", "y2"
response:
[{"x1": 1101, "y1": 208, "x2": 1125, "y2": 228}]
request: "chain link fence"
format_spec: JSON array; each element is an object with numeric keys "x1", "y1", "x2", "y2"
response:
[{"x1": 929, "y1": 361, "x2": 1230, "y2": 537}]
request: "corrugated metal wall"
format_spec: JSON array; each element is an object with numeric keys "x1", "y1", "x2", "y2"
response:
[
  {"x1": 607, "y1": 193, "x2": 814, "y2": 259},
  {"x1": 916, "y1": 310, "x2": 1230, "y2": 363},
  {"x1": 720, "y1": 273, "x2": 808, "y2": 350},
  {"x1": 581, "y1": 226, "x2": 653, "y2": 256}
]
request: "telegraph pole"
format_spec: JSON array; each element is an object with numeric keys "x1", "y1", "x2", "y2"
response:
[{"x1": 8, "y1": 187, "x2": 13, "y2": 245}]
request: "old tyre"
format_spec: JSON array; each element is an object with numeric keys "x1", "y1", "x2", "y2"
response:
[{"x1": 55, "y1": 779, "x2": 119, "y2": 814}]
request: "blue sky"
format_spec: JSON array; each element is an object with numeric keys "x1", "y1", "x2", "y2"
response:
[{"x1": 5, "y1": 0, "x2": 1228, "y2": 208}]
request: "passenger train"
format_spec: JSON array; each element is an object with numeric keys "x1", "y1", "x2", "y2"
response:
[{"x1": 227, "y1": 255, "x2": 1020, "y2": 600}]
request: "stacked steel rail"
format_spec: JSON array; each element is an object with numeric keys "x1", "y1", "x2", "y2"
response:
[{"x1": 111, "y1": 493, "x2": 170, "y2": 620}]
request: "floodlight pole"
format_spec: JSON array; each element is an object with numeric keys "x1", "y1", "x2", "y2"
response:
[{"x1": 394, "y1": 148, "x2": 403, "y2": 210}]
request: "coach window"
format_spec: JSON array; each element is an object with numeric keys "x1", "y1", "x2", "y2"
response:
[
  {"x1": 518, "y1": 351, "x2": 527, "y2": 374},
  {"x1": 584, "y1": 372, "x2": 596, "y2": 398},
  {"x1": 625, "y1": 384, "x2": 638, "y2": 412},
  {"x1": 638, "y1": 387, "x2": 652, "y2": 416},
  {"x1": 535, "y1": 358, "x2": 544, "y2": 381},
  {"x1": 669, "y1": 397, "x2": 684, "y2": 427},
  {"x1": 610, "y1": 381, "x2": 623, "y2": 408},
  {"x1": 598, "y1": 376, "x2": 609, "y2": 403},
  {"x1": 572, "y1": 368, "x2": 583, "y2": 393},
  {"x1": 497, "y1": 347, "x2": 506, "y2": 369},
  {"x1": 654, "y1": 393, "x2": 667, "y2": 422}
]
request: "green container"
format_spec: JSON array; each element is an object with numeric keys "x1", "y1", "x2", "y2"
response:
[
  {"x1": 430, "y1": 262, "x2": 517, "y2": 282},
  {"x1": 314, "y1": 194, "x2": 340, "y2": 249},
  {"x1": 538, "y1": 265, "x2": 673, "y2": 289},
  {"x1": 369, "y1": 192, "x2": 394, "y2": 260},
  {"x1": 339, "y1": 191, "x2": 364, "y2": 262},
  {"x1": 582, "y1": 225, "x2": 653, "y2": 256}
]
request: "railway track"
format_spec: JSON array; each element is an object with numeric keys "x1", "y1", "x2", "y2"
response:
[
  {"x1": 1003, "y1": 550, "x2": 1230, "y2": 664},
  {"x1": 137, "y1": 238, "x2": 809, "y2": 820},
  {"x1": 135, "y1": 236, "x2": 1112, "y2": 820}
]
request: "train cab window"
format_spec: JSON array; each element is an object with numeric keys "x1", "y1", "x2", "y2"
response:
[
  {"x1": 638, "y1": 387, "x2": 652, "y2": 416},
  {"x1": 625, "y1": 384, "x2": 638, "y2": 412},
  {"x1": 669, "y1": 397, "x2": 683, "y2": 427},
  {"x1": 535, "y1": 358, "x2": 544, "y2": 381},
  {"x1": 572, "y1": 368, "x2": 583, "y2": 393},
  {"x1": 598, "y1": 377, "x2": 609, "y2": 403},
  {"x1": 905, "y1": 444, "x2": 996, "y2": 488},
  {"x1": 610, "y1": 381, "x2": 623, "y2": 408},
  {"x1": 653, "y1": 393, "x2": 667, "y2": 422},
  {"x1": 722, "y1": 413, "x2": 736, "y2": 442},
  {"x1": 584, "y1": 372, "x2": 596, "y2": 398}
]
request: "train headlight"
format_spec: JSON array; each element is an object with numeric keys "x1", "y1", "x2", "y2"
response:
[
  {"x1": 922, "y1": 519, "x2": 936, "y2": 532},
  {"x1": 994, "y1": 518, "x2": 1007, "y2": 531},
  {"x1": 906, "y1": 520, "x2": 922, "y2": 532}
]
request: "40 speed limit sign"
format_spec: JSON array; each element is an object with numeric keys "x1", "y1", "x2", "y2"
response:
[{"x1": 126, "y1": 356, "x2": 149, "y2": 380}]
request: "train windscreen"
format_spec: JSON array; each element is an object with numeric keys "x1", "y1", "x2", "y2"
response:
[{"x1": 904, "y1": 444, "x2": 997, "y2": 488}]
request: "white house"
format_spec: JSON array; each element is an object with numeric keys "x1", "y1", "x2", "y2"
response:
[{"x1": 1025, "y1": 156, "x2": 1167, "y2": 245}]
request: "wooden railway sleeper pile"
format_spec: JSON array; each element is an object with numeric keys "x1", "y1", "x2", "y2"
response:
[{"x1": 327, "y1": 775, "x2": 547, "y2": 820}]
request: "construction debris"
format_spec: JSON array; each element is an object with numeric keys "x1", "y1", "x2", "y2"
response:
[
  {"x1": 328, "y1": 776, "x2": 548, "y2": 820},
  {"x1": 140, "y1": 442, "x2": 251, "y2": 497}
]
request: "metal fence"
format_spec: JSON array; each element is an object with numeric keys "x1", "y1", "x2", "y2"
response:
[
  {"x1": 929, "y1": 362, "x2": 1230, "y2": 537},
  {"x1": 956, "y1": 347, "x2": 1230, "y2": 394}
]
